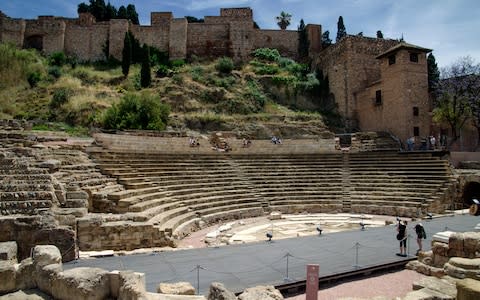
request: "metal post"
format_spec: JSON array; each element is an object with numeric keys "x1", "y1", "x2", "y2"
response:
[
  {"x1": 196, "y1": 265, "x2": 200, "y2": 295},
  {"x1": 353, "y1": 242, "x2": 360, "y2": 269},
  {"x1": 284, "y1": 253, "x2": 291, "y2": 282},
  {"x1": 407, "y1": 234, "x2": 411, "y2": 257}
]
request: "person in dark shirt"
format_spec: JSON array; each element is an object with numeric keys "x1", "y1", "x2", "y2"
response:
[
  {"x1": 396, "y1": 220, "x2": 408, "y2": 257},
  {"x1": 414, "y1": 223, "x2": 426, "y2": 254}
]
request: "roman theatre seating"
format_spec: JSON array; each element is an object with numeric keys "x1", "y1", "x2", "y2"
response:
[{"x1": 78, "y1": 132, "x2": 455, "y2": 250}]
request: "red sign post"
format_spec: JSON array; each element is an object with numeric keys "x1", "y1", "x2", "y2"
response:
[{"x1": 306, "y1": 264, "x2": 319, "y2": 300}]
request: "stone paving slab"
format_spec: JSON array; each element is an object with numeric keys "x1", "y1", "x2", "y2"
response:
[{"x1": 64, "y1": 213, "x2": 479, "y2": 295}]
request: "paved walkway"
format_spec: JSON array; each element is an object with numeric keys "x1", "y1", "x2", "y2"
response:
[{"x1": 64, "y1": 213, "x2": 479, "y2": 295}]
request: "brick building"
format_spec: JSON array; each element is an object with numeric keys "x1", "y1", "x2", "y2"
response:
[{"x1": 0, "y1": 7, "x2": 432, "y2": 144}]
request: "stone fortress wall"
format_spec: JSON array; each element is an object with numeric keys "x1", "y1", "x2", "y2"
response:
[{"x1": 0, "y1": 7, "x2": 315, "y2": 62}]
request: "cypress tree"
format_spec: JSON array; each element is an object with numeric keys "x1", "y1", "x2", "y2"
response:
[
  {"x1": 336, "y1": 16, "x2": 347, "y2": 42},
  {"x1": 427, "y1": 53, "x2": 440, "y2": 92},
  {"x1": 122, "y1": 32, "x2": 131, "y2": 77},
  {"x1": 298, "y1": 19, "x2": 309, "y2": 60},
  {"x1": 140, "y1": 44, "x2": 151, "y2": 88}
]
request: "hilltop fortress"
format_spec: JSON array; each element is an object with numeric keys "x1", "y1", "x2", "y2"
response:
[{"x1": 0, "y1": 7, "x2": 432, "y2": 142}]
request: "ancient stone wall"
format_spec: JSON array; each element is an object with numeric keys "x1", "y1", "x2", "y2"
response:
[
  {"x1": 187, "y1": 23, "x2": 231, "y2": 58},
  {"x1": 24, "y1": 18, "x2": 66, "y2": 54},
  {"x1": 108, "y1": 19, "x2": 129, "y2": 61},
  {"x1": 64, "y1": 24, "x2": 108, "y2": 61},
  {"x1": 0, "y1": 15, "x2": 25, "y2": 47},
  {"x1": 130, "y1": 24, "x2": 169, "y2": 52},
  {"x1": 76, "y1": 217, "x2": 174, "y2": 251},
  {"x1": 0, "y1": 8, "x2": 303, "y2": 62},
  {"x1": 254, "y1": 29, "x2": 298, "y2": 59},
  {"x1": 169, "y1": 18, "x2": 188, "y2": 60}
]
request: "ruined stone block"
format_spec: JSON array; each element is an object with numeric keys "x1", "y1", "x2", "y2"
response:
[
  {"x1": 0, "y1": 241, "x2": 17, "y2": 262},
  {"x1": 0, "y1": 261, "x2": 16, "y2": 293}
]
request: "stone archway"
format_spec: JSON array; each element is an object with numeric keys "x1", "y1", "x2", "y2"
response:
[
  {"x1": 24, "y1": 35, "x2": 43, "y2": 51},
  {"x1": 462, "y1": 181, "x2": 480, "y2": 209}
]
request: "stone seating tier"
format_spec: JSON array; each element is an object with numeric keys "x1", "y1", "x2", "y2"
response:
[{"x1": 75, "y1": 139, "x2": 456, "y2": 251}]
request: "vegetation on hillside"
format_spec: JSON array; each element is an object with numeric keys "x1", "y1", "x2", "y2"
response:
[{"x1": 0, "y1": 42, "x2": 341, "y2": 137}]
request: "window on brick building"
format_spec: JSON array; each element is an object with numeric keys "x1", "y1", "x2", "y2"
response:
[
  {"x1": 413, "y1": 106, "x2": 419, "y2": 116},
  {"x1": 410, "y1": 52, "x2": 419, "y2": 63},
  {"x1": 388, "y1": 55, "x2": 396, "y2": 65},
  {"x1": 375, "y1": 90, "x2": 382, "y2": 105},
  {"x1": 413, "y1": 126, "x2": 420, "y2": 136}
]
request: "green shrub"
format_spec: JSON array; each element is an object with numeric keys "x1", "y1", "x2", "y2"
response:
[
  {"x1": 215, "y1": 57, "x2": 234, "y2": 74},
  {"x1": 214, "y1": 76, "x2": 236, "y2": 89},
  {"x1": 296, "y1": 72, "x2": 320, "y2": 91},
  {"x1": 190, "y1": 65, "x2": 205, "y2": 82},
  {"x1": 48, "y1": 66, "x2": 62, "y2": 79},
  {"x1": 277, "y1": 57, "x2": 296, "y2": 68},
  {"x1": 272, "y1": 75, "x2": 297, "y2": 86},
  {"x1": 244, "y1": 80, "x2": 266, "y2": 111},
  {"x1": 155, "y1": 65, "x2": 171, "y2": 78},
  {"x1": 252, "y1": 48, "x2": 281, "y2": 62},
  {"x1": 102, "y1": 93, "x2": 170, "y2": 130},
  {"x1": 50, "y1": 88, "x2": 72, "y2": 109},
  {"x1": 170, "y1": 59, "x2": 185, "y2": 68},
  {"x1": 254, "y1": 64, "x2": 279, "y2": 75},
  {"x1": 27, "y1": 71, "x2": 42, "y2": 87},
  {"x1": 49, "y1": 52, "x2": 67, "y2": 66}
]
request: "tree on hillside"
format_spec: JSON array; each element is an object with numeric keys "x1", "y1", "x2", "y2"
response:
[
  {"x1": 276, "y1": 11, "x2": 292, "y2": 30},
  {"x1": 321, "y1": 30, "x2": 332, "y2": 48},
  {"x1": 427, "y1": 53, "x2": 440, "y2": 92},
  {"x1": 126, "y1": 4, "x2": 139, "y2": 25},
  {"x1": 376, "y1": 30, "x2": 384, "y2": 38},
  {"x1": 117, "y1": 5, "x2": 127, "y2": 19},
  {"x1": 77, "y1": 1, "x2": 139, "y2": 24},
  {"x1": 122, "y1": 32, "x2": 131, "y2": 77},
  {"x1": 336, "y1": 16, "x2": 347, "y2": 42},
  {"x1": 105, "y1": 1, "x2": 117, "y2": 20},
  {"x1": 140, "y1": 44, "x2": 151, "y2": 88},
  {"x1": 433, "y1": 56, "x2": 480, "y2": 142},
  {"x1": 298, "y1": 19, "x2": 309, "y2": 61},
  {"x1": 185, "y1": 16, "x2": 204, "y2": 23}
]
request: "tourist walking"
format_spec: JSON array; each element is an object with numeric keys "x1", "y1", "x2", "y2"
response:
[
  {"x1": 414, "y1": 223, "x2": 426, "y2": 254},
  {"x1": 396, "y1": 220, "x2": 408, "y2": 257}
]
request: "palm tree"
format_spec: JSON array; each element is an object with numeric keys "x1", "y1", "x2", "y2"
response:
[{"x1": 276, "y1": 11, "x2": 292, "y2": 30}]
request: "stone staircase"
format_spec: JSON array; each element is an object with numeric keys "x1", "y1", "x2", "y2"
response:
[{"x1": 0, "y1": 152, "x2": 56, "y2": 216}]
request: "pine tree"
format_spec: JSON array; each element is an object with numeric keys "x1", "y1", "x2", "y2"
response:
[
  {"x1": 117, "y1": 5, "x2": 127, "y2": 19},
  {"x1": 126, "y1": 4, "x2": 139, "y2": 24},
  {"x1": 336, "y1": 16, "x2": 346, "y2": 42},
  {"x1": 140, "y1": 44, "x2": 151, "y2": 88},
  {"x1": 122, "y1": 32, "x2": 131, "y2": 77},
  {"x1": 376, "y1": 30, "x2": 384, "y2": 38},
  {"x1": 298, "y1": 19, "x2": 309, "y2": 60},
  {"x1": 427, "y1": 53, "x2": 440, "y2": 92}
]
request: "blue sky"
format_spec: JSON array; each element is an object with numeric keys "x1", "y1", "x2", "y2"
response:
[{"x1": 1, "y1": 0, "x2": 479, "y2": 69}]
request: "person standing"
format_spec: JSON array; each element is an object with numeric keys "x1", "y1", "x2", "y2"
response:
[
  {"x1": 396, "y1": 220, "x2": 408, "y2": 257},
  {"x1": 414, "y1": 223, "x2": 426, "y2": 254}
]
